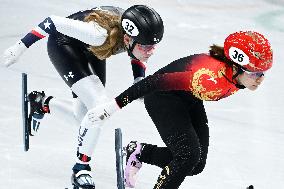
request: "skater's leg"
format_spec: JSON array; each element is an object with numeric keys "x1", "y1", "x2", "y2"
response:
[
  {"x1": 28, "y1": 93, "x2": 89, "y2": 130},
  {"x1": 144, "y1": 92, "x2": 202, "y2": 189},
  {"x1": 47, "y1": 97, "x2": 78, "y2": 125},
  {"x1": 47, "y1": 34, "x2": 108, "y2": 155},
  {"x1": 142, "y1": 94, "x2": 209, "y2": 173},
  {"x1": 70, "y1": 74, "x2": 110, "y2": 159},
  {"x1": 140, "y1": 144, "x2": 172, "y2": 168},
  {"x1": 33, "y1": 35, "x2": 107, "y2": 128},
  {"x1": 47, "y1": 35, "x2": 106, "y2": 188},
  {"x1": 153, "y1": 131, "x2": 201, "y2": 189}
]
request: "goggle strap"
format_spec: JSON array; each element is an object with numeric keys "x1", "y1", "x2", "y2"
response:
[
  {"x1": 225, "y1": 64, "x2": 246, "y2": 89},
  {"x1": 126, "y1": 40, "x2": 138, "y2": 60},
  {"x1": 234, "y1": 66, "x2": 247, "y2": 89},
  {"x1": 232, "y1": 64, "x2": 244, "y2": 80}
]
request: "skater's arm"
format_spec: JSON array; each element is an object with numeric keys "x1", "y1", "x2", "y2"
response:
[
  {"x1": 3, "y1": 15, "x2": 107, "y2": 67},
  {"x1": 131, "y1": 59, "x2": 146, "y2": 83},
  {"x1": 115, "y1": 71, "x2": 191, "y2": 108},
  {"x1": 84, "y1": 71, "x2": 191, "y2": 125},
  {"x1": 21, "y1": 16, "x2": 107, "y2": 48}
]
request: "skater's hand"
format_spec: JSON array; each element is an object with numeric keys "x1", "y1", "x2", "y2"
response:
[
  {"x1": 86, "y1": 99, "x2": 120, "y2": 125},
  {"x1": 2, "y1": 40, "x2": 27, "y2": 67}
]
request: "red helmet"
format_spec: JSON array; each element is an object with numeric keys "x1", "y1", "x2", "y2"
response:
[{"x1": 224, "y1": 31, "x2": 273, "y2": 72}]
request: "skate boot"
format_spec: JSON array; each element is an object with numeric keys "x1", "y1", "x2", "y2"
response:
[
  {"x1": 27, "y1": 91, "x2": 53, "y2": 136},
  {"x1": 124, "y1": 141, "x2": 144, "y2": 188},
  {"x1": 71, "y1": 153, "x2": 95, "y2": 189}
]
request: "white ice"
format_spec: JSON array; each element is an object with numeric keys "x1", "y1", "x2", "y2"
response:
[{"x1": 0, "y1": 0, "x2": 284, "y2": 188}]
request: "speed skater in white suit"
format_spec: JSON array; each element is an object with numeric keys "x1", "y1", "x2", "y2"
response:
[{"x1": 2, "y1": 5, "x2": 164, "y2": 188}]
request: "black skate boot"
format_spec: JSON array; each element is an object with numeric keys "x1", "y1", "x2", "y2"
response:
[
  {"x1": 71, "y1": 153, "x2": 95, "y2": 189},
  {"x1": 27, "y1": 91, "x2": 53, "y2": 136}
]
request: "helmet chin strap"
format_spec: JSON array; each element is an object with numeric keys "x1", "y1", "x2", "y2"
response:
[
  {"x1": 232, "y1": 64, "x2": 246, "y2": 89},
  {"x1": 126, "y1": 39, "x2": 139, "y2": 60}
]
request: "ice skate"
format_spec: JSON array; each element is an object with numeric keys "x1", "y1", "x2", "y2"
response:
[
  {"x1": 27, "y1": 91, "x2": 52, "y2": 136},
  {"x1": 71, "y1": 163, "x2": 95, "y2": 189},
  {"x1": 124, "y1": 141, "x2": 144, "y2": 188}
]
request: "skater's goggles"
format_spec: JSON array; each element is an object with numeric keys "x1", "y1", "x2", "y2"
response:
[
  {"x1": 136, "y1": 43, "x2": 156, "y2": 51},
  {"x1": 239, "y1": 67, "x2": 265, "y2": 78}
]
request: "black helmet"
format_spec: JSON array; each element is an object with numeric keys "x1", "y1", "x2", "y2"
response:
[{"x1": 121, "y1": 5, "x2": 164, "y2": 45}]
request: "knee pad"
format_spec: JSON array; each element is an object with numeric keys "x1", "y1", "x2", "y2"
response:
[{"x1": 71, "y1": 75, "x2": 108, "y2": 110}]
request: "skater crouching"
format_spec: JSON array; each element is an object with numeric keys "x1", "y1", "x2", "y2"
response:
[
  {"x1": 3, "y1": 5, "x2": 164, "y2": 188},
  {"x1": 83, "y1": 31, "x2": 273, "y2": 189}
]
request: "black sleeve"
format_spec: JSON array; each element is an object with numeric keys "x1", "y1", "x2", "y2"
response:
[
  {"x1": 115, "y1": 71, "x2": 191, "y2": 108},
  {"x1": 131, "y1": 59, "x2": 146, "y2": 80}
]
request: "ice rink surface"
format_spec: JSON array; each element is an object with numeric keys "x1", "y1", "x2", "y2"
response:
[{"x1": 0, "y1": 0, "x2": 283, "y2": 188}]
